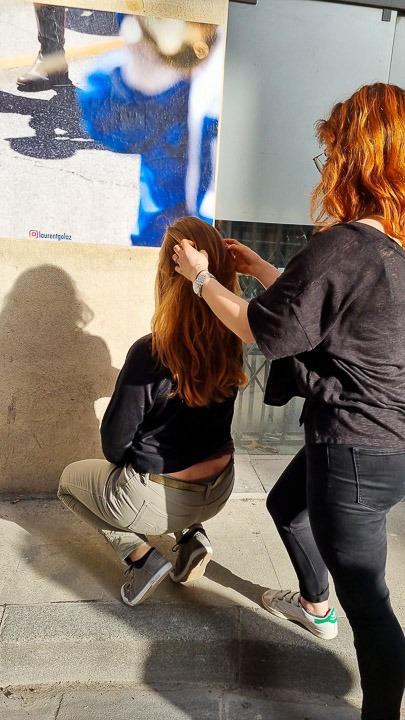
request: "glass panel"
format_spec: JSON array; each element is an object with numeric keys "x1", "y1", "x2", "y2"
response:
[
  {"x1": 216, "y1": 219, "x2": 311, "y2": 454},
  {"x1": 216, "y1": 0, "x2": 396, "y2": 225},
  {"x1": 389, "y1": 11, "x2": 405, "y2": 85}
]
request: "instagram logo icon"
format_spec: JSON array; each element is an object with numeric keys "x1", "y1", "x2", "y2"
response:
[{"x1": 29, "y1": 229, "x2": 39, "y2": 238}]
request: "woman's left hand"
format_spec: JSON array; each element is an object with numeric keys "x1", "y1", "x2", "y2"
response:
[{"x1": 173, "y1": 239, "x2": 209, "y2": 281}]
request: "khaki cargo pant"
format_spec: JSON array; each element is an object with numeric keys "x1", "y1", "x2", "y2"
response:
[{"x1": 58, "y1": 458, "x2": 234, "y2": 564}]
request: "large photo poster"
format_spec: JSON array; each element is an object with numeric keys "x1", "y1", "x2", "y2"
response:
[{"x1": 0, "y1": 1, "x2": 228, "y2": 246}]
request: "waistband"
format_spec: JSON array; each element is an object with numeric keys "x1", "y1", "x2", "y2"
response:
[{"x1": 148, "y1": 457, "x2": 233, "y2": 493}]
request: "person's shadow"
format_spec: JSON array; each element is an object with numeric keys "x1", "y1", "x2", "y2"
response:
[
  {"x1": 64, "y1": 8, "x2": 119, "y2": 36},
  {"x1": 0, "y1": 265, "x2": 118, "y2": 493},
  {"x1": 0, "y1": 86, "x2": 102, "y2": 160}
]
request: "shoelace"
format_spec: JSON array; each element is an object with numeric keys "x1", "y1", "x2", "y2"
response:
[
  {"x1": 171, "y1": 527, "x2": 204, "y2": 553},
  {"x1": 123, "y1": 564, "x2": 135, "y2": 578}
]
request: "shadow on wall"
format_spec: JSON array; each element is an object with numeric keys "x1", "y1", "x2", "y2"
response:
[{"x1": 0, "y1": 265, "x2": 118, "y2": 494}]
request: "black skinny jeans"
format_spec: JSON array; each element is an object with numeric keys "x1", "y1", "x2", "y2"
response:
[{"x1": 267, "y1": 444, "x2": 405, "y2": 720}]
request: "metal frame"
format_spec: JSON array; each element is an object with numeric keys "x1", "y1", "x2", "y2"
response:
[
  {"x1": 315, "y1": 0, "x2": 405, "y2": 10},
  {"x1": 229, "y1": 0, "x2": 405, "y2": 9}
]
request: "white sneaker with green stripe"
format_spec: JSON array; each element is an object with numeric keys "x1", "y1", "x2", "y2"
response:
[{"x1": 262, "y1": 589, "x2": 338, "y2": 640}]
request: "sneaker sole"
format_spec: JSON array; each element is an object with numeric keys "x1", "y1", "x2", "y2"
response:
[
  {"x1": 262, "y1": 598, "x2": 338, "y2": 640},
  {"x1": 121, "y1": 562, "x2": 172, "y2": 607},
  {"x1": 169, "y1": 547, "x2": 213, "y2": 584}
]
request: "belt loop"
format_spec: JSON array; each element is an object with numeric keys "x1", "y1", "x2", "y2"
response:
[
  {"x1": 205, "y1": 483, "x2": 212, "y2": 500},
  {"x1": 140, "y1": 473, "x2": 148, "y2": 486}
]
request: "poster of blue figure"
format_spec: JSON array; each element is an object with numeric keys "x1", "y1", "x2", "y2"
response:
[{"x1": 77, "y1": 15, "x2": 224, "y2": 246}]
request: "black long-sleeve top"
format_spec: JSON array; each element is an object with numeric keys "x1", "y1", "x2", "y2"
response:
[{"x1": 100, "y1": 334, "x2": 236, "y2": 473}]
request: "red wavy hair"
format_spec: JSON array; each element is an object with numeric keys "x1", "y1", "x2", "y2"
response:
[
  {"x1": 310, "y1": 83, "x2": 405, "y2": 246},
  {"x1": 152, "y1": 216, "x2": 247, "y2": 407}
]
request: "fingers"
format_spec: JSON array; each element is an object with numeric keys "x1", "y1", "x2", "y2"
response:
[
  {"x1": 172, "y1": 245, "x2": 181, "y2": 266},
  {"x1": 172, "y1": 239, "x2": 209, "y2": 282},
  {"x1": 224, "y1": 237, "x2": 240, "y2": 248},
  {"x1": 175, "y1": 240, "x2": 206, "y2": 259},
  {"x1": 224, "y1": 239, "x2": 242, "y2": 262}
]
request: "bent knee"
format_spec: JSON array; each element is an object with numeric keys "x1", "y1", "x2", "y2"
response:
[
  {"x1": 58, "y1": 461, "x2": 80, "y2": 497},
  {"x1": 266, "y1": 488, "x2": 284, "y2": 522}
]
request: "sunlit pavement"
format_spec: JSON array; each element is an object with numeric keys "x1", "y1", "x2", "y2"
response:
[{"x1": 1, "y1": 453, "x2": 404, "y2": 719}]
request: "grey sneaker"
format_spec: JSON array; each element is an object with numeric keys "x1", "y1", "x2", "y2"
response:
[
  {"x1": 121, "y1": 549, "x2": 172, "y2": 606},
  {"x1": 262, "y1": 589, "x2": 338, "y2": 640},
  {"x1": 170, "y1": 527, "x2": 213, "y2": 583}
]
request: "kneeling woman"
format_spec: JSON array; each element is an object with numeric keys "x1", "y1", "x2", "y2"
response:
[{"x1": 58, "y1": 217, "x2": 246, "y2": 606}]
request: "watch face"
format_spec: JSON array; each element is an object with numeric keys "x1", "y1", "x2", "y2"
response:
[
  {"x1": 193, "y1": 272, "x2": 206, "y2": 295},
  {"x1": 193, "y1": 271, "x2": 212, "y2": 296},
  {"x1": 193, "y1": 275, "x2": 203, "y2": 294}
]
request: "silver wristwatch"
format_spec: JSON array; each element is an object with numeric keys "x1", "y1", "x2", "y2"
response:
[{"x1": 192, "y1": 271, "x2": 215, "y2": 297}]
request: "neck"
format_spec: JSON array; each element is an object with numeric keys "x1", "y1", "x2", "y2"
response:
[{"x1": 356, "y1": 216, "x2": 403, "y2": 247}]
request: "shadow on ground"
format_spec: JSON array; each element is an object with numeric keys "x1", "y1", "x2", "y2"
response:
[{"x1": 0, "y1": 86, "x2": 103, "y2": 160}]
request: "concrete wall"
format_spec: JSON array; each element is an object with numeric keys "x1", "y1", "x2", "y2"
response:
[{"x1": 0, "y1": 238, "x2": 159, "y2": 494}]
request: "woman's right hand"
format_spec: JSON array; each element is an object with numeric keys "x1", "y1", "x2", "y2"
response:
[
  {"x1": 173, "y1": 239, "x2": 209, "y2": 282},
  {"x1": 224, "y1": 238, "x2": 263, "y2": 276}
]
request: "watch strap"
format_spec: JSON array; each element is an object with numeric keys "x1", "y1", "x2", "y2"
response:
[{"x1": 193, "y1": 271, "x2": 216, "y2": 296}]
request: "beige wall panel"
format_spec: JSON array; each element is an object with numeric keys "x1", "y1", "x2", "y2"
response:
[
  {"x1": 25, "y1": 0, "x2": 227, "y2": 25},
  {"x1": 0, "y1": 238, "x2": 159, "y2": 494},
  {"x1": 1, "y1": 0, "x2": 229, "y2": 494}
]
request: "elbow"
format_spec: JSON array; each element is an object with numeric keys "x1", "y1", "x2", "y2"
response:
[
  {"x1": 102, "y1": 445, "x2": 120, "y2": 465},
  {"x1": 236, "y1": 306, "x2": 255, "y2": 344},
  {"x1": 101, "y1": 435, "x2": 124, "y2": 465},
  {"x1": 241, "y1": 327, "x2": 256, "y2": 344},
  {"x1": 239, "y1": 313, "x2": 255, "y2": 343}
]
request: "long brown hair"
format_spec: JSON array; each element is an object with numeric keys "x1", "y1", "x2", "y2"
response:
[
  {"x1": 152, "y1": 216, "x2": 247, "y2": 407},
  {"x1": 310, "y1": 83, "x2": 405, "y2": 245}
]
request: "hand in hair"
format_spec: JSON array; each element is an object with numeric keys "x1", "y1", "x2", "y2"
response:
[
  {"x1": 224, "y1": 238, "x2": 263, "y2": 276},
  {"x1": 173, "y1": 239, "x2": 209, "y2": 281},
  {"x1": 225, "y1": 238, "x2": 281, "y2": 289}
]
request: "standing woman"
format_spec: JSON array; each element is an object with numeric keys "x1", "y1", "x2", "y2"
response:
[
  {"x1": 58, "y1": 216, "x2": 246, "y2": 607},
  {"x1": 173, "y1": 84, "x2": 405, "y2": 720}
]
